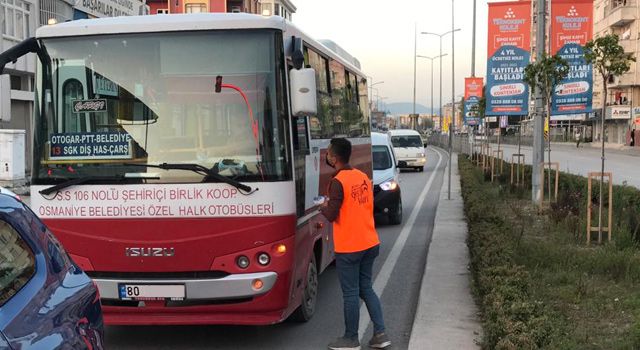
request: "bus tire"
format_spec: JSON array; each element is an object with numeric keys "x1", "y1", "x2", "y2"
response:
[{"x1": 290, "y1": 255, "x2": 318, "y2": 322}]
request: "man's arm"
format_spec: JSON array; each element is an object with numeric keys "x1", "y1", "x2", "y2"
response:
[{"x1": 320, "y1": 178, "x2": 343, "y2": 222}]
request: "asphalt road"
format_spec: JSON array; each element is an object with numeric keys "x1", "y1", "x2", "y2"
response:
[
  {"x1": 491, "y1": 143, "x2": 640, "y2": 189},
  {"x1": 105, "y1": 147, "x2": 447, "y2": 350}
]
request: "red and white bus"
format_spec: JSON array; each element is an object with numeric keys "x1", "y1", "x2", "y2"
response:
[{"x1": 1, "y1": 13, "x2": 372, "y2": 325}]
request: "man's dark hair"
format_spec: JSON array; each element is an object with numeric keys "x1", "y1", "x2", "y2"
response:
[{"x1": 330, "y1": 138, "x2": 352, "y2": 163}]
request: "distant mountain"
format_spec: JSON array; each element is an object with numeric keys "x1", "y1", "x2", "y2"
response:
[{"x1": 384, "y1": 102, "x2": 438, "y2": 115}]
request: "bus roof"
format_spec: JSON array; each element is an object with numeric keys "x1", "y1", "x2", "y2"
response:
[
  {"x1": 36, "y1": 13, "x2": 287, "y2": 39},
  {"x1": 35, "y1": 13, "x2": 365, "y2": 77}
]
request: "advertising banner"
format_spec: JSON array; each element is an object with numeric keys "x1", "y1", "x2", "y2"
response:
[
  {"x1": 486, "y1": 1, "x2": 531, "y2": 116},
  {"x1": 463, "y1": 77, "x2": 483, "y2": 126},
  {"x1": 550, "y1": 0, "x2": 593, "y2": 115}
]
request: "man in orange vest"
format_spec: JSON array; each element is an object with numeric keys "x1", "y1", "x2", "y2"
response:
[{"x1": 322, "y1": 138, "x2": 391, "y2": 350}]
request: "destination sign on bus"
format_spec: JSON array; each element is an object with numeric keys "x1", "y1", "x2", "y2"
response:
[
  {"x1": 30, "y1": 183, "x2": 296, "y2": 219},
  {"x1": 49, "y1": 132, "x2": 133, "y2": 160}
]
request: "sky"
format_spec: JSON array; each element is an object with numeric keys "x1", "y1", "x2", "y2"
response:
[{"x1": 293, "y1": 0, "x2": 492, "y2": 111}]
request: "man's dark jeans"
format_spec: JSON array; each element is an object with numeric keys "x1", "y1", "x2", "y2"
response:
[{"x1": 336, "y1": 244, "x2": 385, "y2": 340}]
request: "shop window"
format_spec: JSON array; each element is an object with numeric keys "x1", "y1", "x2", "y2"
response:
[{"x1": 2, "y1": 0, "x2": 30, "y2": 39}]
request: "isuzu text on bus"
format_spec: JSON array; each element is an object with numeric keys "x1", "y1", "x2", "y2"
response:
[{"x1": 0, "y1": 13, "x2": 373, "y2": 325}]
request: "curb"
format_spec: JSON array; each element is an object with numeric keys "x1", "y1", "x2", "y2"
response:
[{"x1": 408, "y1": 151, "x2": 481, "y2": 350}]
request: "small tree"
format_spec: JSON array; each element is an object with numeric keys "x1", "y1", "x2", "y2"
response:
[
  {"x1": 584, "y1": 34, "x2": 635, "y2": 240},
  {"x1": 524, "y1": 53, "x2": 570, "y2": 205}
]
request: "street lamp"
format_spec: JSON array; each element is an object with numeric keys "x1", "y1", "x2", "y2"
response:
[
  {"x1": 377, "y1": 96, "x2": 388, "y2": 113},
  {"x1": 422, "y1": 28, "x2": 461, "y2": 132},
  {"x1": 368, "y1": 78, "x2": 384, "y2": 111},
  {"x1": 417, "y1": 54, "x2": 448, "y2": 127}
]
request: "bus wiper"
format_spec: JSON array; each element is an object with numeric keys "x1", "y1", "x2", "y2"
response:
[
  {"x1": 137, "y1": 163, "x2": 253, "y2": 193},
  {"x1": 39, "y1": 175, "x2": 129, "y2": 196}
]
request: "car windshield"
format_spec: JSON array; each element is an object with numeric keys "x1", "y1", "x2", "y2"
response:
[
  {"x1": 33, "y1": 30, "x2": 291, "y2": 184},
  {"x1": 372, "y1": 145, "x2": 392, "y2": 170},
  {"x1": 391, "y1": 135, "x2": 422, "y2": 148}
]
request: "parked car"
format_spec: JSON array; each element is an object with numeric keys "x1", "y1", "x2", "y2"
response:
[
  {"x1": 0, "y1": 191, "x2": 104, "y2": 350},
  {"x1": 371, "y1": 132, "x2": 403, "y2": 225},
  {"x1": 0, "y1": 186, "x2": 20, "y2": 200},
  {"x1": 389, "y1": 129, "x2": 427, "y2": 172}
]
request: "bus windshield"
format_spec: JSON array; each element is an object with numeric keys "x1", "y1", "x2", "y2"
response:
[{"x1": 33, "y1": 30, "x2": 290, "y2": 184}]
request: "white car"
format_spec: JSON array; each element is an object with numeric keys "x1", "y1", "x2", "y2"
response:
[
  {"x1": 371, "y1": 132, "x2": 402, "y2": 224},
  {"x1": 388, "y1": 129, "x2": 427, "y2": 172}
]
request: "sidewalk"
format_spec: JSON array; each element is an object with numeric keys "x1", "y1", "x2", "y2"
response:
[{"x1": 408, "y1": 154, "x2": 481, "y2": 350}]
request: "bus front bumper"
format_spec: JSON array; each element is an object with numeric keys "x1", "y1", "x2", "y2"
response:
[
  {"x1": 94, "y1": 271, "x2": 293, "y2": 325},
  {"x1": 95, "y1": 271, "x2": 278, "y2": 300}
]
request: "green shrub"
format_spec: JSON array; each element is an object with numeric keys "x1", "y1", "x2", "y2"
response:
[{"x1": 460, "y1": 155, "x2": 640, "y2": 349}]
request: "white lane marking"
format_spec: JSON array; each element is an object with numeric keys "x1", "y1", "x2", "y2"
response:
[{"x1": 357, "y1": 147, "x2": 444, "y2": 339}]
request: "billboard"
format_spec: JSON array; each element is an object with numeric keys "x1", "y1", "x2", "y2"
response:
[
  {"x1": 486, "y1": 1, "x2": 531, "y2": 116},
  {"x1": 463, "y1": 77, "x2": 484, "y2": 126},
  {"x1": 550, "y1": 0, "x2": 593, "y2": 115}
]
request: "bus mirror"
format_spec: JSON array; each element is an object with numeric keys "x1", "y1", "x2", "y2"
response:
[
  {"x1": 292, "y1": 36, "x2": 304, "y2": 70},
  {"x1": 290, "y1": 68, "x2": 317, "y2": 117},
  {"x1": 0, "y1": 37, "x2": 39, "y2": 74}
]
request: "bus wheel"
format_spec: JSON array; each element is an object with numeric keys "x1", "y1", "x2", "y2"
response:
[{"x1": 290, "y1": 255, "x2": 318, "y2": 322}]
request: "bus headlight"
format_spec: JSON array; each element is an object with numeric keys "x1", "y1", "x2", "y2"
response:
[
  {"x1": 236, "y1": 255, "x2": 250, "y2": 269},
  {"x1": 257, "y1": 253, "x2": 271, "y2": 266},
  {"x1": 379, "y1": 180, "x2": 399, "y2": 191}
]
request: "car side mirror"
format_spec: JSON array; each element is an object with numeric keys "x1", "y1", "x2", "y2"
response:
[
  {"x1": 290, "y1": 68, "x2": 317, "y2": 116},
  {"x1": 397, "y1": 161, "x2": 407, "y2": 168}
]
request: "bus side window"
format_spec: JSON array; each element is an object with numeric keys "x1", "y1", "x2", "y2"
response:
[{"x1": 293, "y1": 116, "x2": 310, "y2": 155}]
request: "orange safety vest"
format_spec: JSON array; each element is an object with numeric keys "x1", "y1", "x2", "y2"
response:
[{"x1": 332, "y1": 169, "x2": 380, "y2": 253}]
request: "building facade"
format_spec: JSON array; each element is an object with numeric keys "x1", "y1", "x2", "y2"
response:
[
  {"x1": 442, "y1": 102, "x2": 462, "y2": 132},
  {"x1": 593, "y1": 0, "x2": 639, "y2": 145},
  {"x1": 146, "y1": 0, "x2": 295, "y2": 20}
]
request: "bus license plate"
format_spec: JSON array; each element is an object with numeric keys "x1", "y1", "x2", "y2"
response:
[{"x1": 118, "y1": 284, "x2": 185, "y2": 300}]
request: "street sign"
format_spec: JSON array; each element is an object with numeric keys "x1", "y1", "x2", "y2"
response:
[
  {"x1": 550, "y1": 0, "x2": 594, "y2": 115},
  {"x1": 486, "y1": 1, "x2": 531, "y2": 116}
]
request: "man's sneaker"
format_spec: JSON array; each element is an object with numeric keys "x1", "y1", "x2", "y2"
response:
[
  {"x1": 368, "y1": 333, "x2": 391, "y2": 349},
  {"x1": 328, "y1": 336, "x2": 361, "y2": 350}
]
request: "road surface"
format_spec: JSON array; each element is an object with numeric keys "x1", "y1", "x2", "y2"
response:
[
  {"x1": 491, "y1": 143, "x2": 640, "y2": 189},
  {"x1": 105, "y1": 147, "x2": 447, "y2": 349}
]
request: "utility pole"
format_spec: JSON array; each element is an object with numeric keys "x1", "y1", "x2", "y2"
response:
[
  {"x1": 413, "y1": 22, "x2": 417, "y2": 126},
  {"x1": 470, "y1": 0, "x2": 477, "y2": 158},
  {"x1": 448, "y1": 0, "x2": 455, "y2": 200},
  {"x1": 418, "y1": 54, "x2": 447, "y2": 124},
  {"x1": 532, "y1": 0, "x2": 546, "y2": 203},
  {"x1": 471, "y1": 0, "x2": 476, "y2": 77}
]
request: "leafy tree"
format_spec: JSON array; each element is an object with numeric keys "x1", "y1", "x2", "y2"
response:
[
  {"x1": 524, "y1": 53, "x2": 570, "y2": 205},
  {"x1": 584, "y1": 34, "x2": 635, "y2": 240}
]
